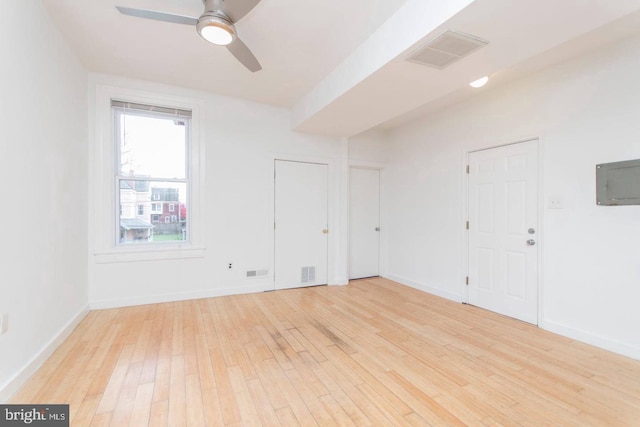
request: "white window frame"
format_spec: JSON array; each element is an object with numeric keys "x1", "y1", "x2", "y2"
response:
[
  {"x1": 169, "y1": 203, "x2": 175, "y2": 212},
  {"x1": 92, "y1": 85, "x2": 205, "y2": 263}
]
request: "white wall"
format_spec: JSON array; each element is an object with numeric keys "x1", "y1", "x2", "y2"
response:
[
  {"x1": 383, "y1": 33, "x2": 640, "y2": 359},
  {"x1": 88, "y1": 75, "x2": 344, "y2": 308},
  {"x1": 0, "y1": 1, "x2": 89, "y2": 400},
  {"x1": 349, "y1": 129, "x2": 388, "y2": 164}
]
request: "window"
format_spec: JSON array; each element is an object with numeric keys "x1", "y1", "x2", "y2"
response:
[
  {"x1": 171, "y1": 215, "x2": 177, "y2": 223},
  {"x1": 93, "y1": 85, "x2": 204, "y2": 263},
  {"x1": 113, "y1": 100, "x2": 190, "y2": 245}
]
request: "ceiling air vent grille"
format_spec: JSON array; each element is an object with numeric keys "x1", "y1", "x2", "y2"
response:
[{"x1": 407, "y1": 30, "x2": 489, "y2": 70}]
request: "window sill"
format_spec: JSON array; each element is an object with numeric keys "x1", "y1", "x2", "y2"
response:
[{"x1": 94, "y1": 245, "x2": 205, "y2": 264}]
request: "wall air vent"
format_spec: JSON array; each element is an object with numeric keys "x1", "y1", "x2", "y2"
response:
[
  {"x1": 407, "y1": 30, "x2": 489, "y2": 70},
  {"x1": 246, "y1": 269, "x2": 269, "y2": 279},
  {"x1": 301, "y1": 266, "x2": 316, "y2": 284}
]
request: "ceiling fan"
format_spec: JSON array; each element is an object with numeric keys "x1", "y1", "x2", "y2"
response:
[{"x1": 116, "y1": 0, "x2": 262, "y2": 72}]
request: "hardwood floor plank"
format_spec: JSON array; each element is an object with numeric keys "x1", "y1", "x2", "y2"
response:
[
  {"x1": 149, "y1": 400, "x2": 168, "y2": 427},
  {"x1": 297, "y1": 353, "x2": 373, "y2": 426},
  {"x1": 252, "y1": 358, "x2": 291, "y2": 411},
  {"x1": 128, "y1": 382, "x2": 154, "y2": 427},
  {"x1": 387, "y1": 370, "x2": 467, "y2": 426},
  {"x1": 110, "y1": 361, "x2": 144, "y2": 426},
  {"x1": 275, "y1": 406, "x2": 300, "y2": 427},
  {"x1": 200, "y1": 387, "x2": 225, "y2": 426},
  {"x1": 259, "y1": 358, "x2": 318, "y2": 426},
  {"x1": 9, "y1": 278, "x2": 640, "y2": 426},
  {"x1": 185, "y1": 374, "x2": 206, "y2": 427},
  {"x1": 72, "y1": 393, "x2": 102, "y2": 427},
  {"x1": 95, "y1": 344, "x2": 135, "y2": 414},
  {"x1": 151, "y1": 348, "x2": 171, "y2": 403},
  {"x1": 167, "y1": 356, "x2": 187, "y2": 427},
  {"x1": 208, "y1": 345, "x2": 242, "y2": 425},
  {"x1": 89, "y1": 412, "x2": 111, "y2": 427},
  {"x1": 246, "y1": 377, "x2": 282, "y2": 427},
  {"x1": 228, "y1": 366, "x2": 263, "y2": 426},
  {"x1": 354, "y1": 382, "x2": 407, "y2": 426}
]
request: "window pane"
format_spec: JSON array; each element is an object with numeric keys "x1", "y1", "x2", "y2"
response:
[
  {"x1": 118, "y1": 113, "x2": 187, "y2": 179},
  {"x1": 119, "y1": 180, "x2": 187, "y2": 244}
]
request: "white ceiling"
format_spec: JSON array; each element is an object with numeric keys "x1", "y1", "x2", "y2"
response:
[
  {"x1": 42, "y1": 0, "x2": 640, "y2": 136},
  {"x1": 41, "y1": 0, "x2": 409, "y2": 107}
]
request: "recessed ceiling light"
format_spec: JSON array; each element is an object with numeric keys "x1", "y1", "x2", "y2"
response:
[{"x1": 469, "y1": 76, "x2": 489, "y2": 88}]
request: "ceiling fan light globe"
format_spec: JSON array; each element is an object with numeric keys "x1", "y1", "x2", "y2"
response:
[
  {"x1": 200, "y1": 25, "x2": 234, "y2": 45},
  {"x1": 197, "y1": 13, "x2": 236, "y2": 46}
]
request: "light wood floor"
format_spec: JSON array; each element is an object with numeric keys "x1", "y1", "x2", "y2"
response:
[{"x1": 11, "y1": 278, "x2": 640, "y2": 426}]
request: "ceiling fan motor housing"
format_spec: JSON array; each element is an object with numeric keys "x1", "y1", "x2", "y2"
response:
[{"x1": 197, "y1": 10, "x2": 237, "y2": 45}]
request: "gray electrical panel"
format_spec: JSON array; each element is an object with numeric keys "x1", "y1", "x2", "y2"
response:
[{"x1": 596, "y1": 159, "x2": 640, "y2": 206}]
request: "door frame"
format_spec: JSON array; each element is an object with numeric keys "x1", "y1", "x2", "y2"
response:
[
  {"x1": 461, "y1": 137, "x2": 545, "y2": 326},
  {"x1": 269, "y1": 153, "x2": 339, "y2": 291},
  {"x1": 348, "y1": 165, "x2": 383, "y2": 280}
]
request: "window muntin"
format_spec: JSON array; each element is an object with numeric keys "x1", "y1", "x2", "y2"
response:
[{"x1": 113, "y1": 101, "x2": 190, "y2": 245}]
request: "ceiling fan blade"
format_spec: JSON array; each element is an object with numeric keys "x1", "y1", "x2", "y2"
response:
[
  {"x1": 219, "y1": 0, "x2": 261, "y2": 23},
  {"x1": 226, "y1": 38, "x2": 262, "y2": 72},
  {"x1": 116, "y1": 6, "x2": 198, "y2": 26}
]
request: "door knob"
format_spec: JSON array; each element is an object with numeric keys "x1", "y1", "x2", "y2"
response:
[
  {"x1": 322, "y1": 229, "x2": 328, "y2": 234},
  {"x1": 375, "y1": 227, "x2": 380, "y2": 232},
  {"x1": 526, "y1": 239, "x2": 536, "y2": 246},
  {"x1": 528, "y1": 228, "x2": 536, "y2": 235}
]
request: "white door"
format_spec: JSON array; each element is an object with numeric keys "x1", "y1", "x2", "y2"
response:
[
  {"x1": 468, "y1": 139, "x2": 539, "y2": 324},
  {"x1": 349, "y1": 168, "x2": 380, "y2": 279},
  {"x1": 274, "y1": 160, "x2": 328, "y2": 290}
]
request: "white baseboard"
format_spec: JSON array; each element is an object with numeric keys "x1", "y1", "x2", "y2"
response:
[
  {"x1": 0, "y1": 305, "x2": 90, "y2": 403},
  {"x1": 543, "y1": 319, "x2": 640, "y2": 361},
  {"x1": 384, "y1": 273, "x2": 463, "y2": 303},
  {"x1": 90, "y1": 283, "x2": 268, "y2": 310}
]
